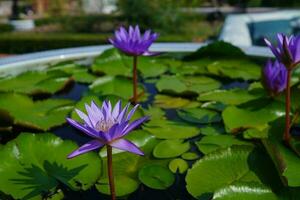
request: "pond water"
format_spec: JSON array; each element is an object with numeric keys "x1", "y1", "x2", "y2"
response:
[
  {"x1": 249, "y1": 18, "x2": 300, "y2": 46},
  {"x1": 0, "y1": 41, "x2": 300, "y2": 200}
]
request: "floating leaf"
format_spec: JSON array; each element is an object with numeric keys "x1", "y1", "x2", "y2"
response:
[
  {"x1": 144, "y1": 119, "x2": 200, "y2": 139},
  {"x1": 138, "y1": 164, "x2": 175, "y2": 190},
  {"x1": 198, "y1": 89, "x2": 262, "y2": 106},
  {"x1": 0, "y1": 70, "x2": 72, "y2": 95},
  {"x1": 91, "y1": 48, "x2": 131, "y2": 77},
  {"x1": 135, "y1": 57, "x2": 168, "y2": 78},
  {"x1": 96, "y1": 176, "x2": 139, "y2": 197},
  {"x1": 89, "y1": 76, "x2": 145, "y2": 100},
  {"x1": 170, "y1": 60, "x2": 209, "y2": 75},
  {"x1": 0, "y1": 133, "x2": 101, "y2": 200},
  {"x1": 212, "y1": 183, "x2": 278, "y2": 200},
  {"x1": 154, "y1": 94, "x2": 200, "y2": 109},
  {"x1": 263, "y1": 119, "x2": 300, "y2": 187},
  {"x1": 200, "y1": 125, "x2": 225, "y2": 136},
  {"x1": 181, "y1": 152, "x2": 199, "y2": 160},
  {"x1": 177, "y1": 107, "x2": 221, "y2": 124},
  {"x1": 153, "y1": 139, "x2": 190, "y2": 158},
  {"x1": 50, "y1": 62, "x2": 97, "y2": 84},
  {"x1": 222, "y1": 101, "x2": 285, "y2": 133},
  {"x1": 0, "y1": 93, "x2": 74, "y2": 131},
  {"x1": 156, "y1": 75, "x2": 220, "y2": 95},
  {"x1": 196, "y1": 135, "x2": 251, "y2": 154},
  {"x1": 186, "y1": 147, "x2": 260, "y2": 199},
  {"x1": 169, "y1": 158, "x2": 189, "y2": 174}
]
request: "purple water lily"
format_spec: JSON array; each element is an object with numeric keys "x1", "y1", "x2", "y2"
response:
[
  {"x1": 262, "y1": 60, "x2": 287, "y2": 96},
  {"x1": 109, "y1": 25, "x2": 159, "y2": 104},
  {"x1": 264, "y1": 33, "x2": 300, "y2": 68},
  {"x1": 109, "y1": 25, "x2": 159, "y2": 56},
  {"x1": 67, "y1": 100, "x2": 149, "y2": 158}
]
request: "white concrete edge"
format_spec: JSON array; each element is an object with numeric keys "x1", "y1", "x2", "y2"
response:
[
  {"x1": 0, "y1": 42, "x2": 272, "y2": 76},
  {"x1": 219, "y1": 10, "x2": 300, "y2": 46}
]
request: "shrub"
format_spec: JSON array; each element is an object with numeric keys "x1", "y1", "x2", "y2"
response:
[{"x1": 0, "y1": 24, "x2": 14, "y2": 33}]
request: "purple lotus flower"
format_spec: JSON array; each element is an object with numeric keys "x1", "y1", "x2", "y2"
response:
[
  {"x1": 264, "y1": 33, "x2": 300, "y2": 67},
  {"x1": 262, "y1": 60, "x2": 287, "y2": 96},
  {"x1": 109, "y1": 25, "x2": 159, "y2": 56},
  {"x1": 67, "y1": 100, "x2": 149, "y2": 158}
]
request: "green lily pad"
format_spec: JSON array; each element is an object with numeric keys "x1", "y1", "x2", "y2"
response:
[
  {"x1": 142, "y1": 106, "x2": 166, "y2": 119},
  {"x1": 153, "y1": 139, "x2": 190, "y2": 158},
  {"x1": 170, "y1": 60, "x2": 209, "y2": 76},
  {"x1": 168, "y1": 158, "x2": 189, "y2": 174},
  {"x1": 177, "y1": 107, "x2": 221, "y2": 124},
  {"x1": 138, "y1": 164, "x2": 175, "y2": 190},
  {"x1": 0, "y1": 133, "x2": 101, "y2": 200},
  {"x1": 144, "y1": 119, "x2": 200, "y2": 139},
  {"x1": 156, "y1": 75, "x2": 221, "y2": 95},
  {"x1": 154, "y1": 94, "x2": 200, "y2": 109},
  {"x1": 96, "y1": 176, "x2": 139, "y2": 197},
  {"x1": 222, "y1": 100, "x2": 285, "y2": 133},
  {"x1": 181, "y1": 152, "x2": 199, "y2": 160},
  {"x1": 91, "y1": 48, "x2": 131, "y2": 77},
  {"x1": 263, "y1": 119, "x2": 300, "y2": 187},
  {"x1": 0, "y1": 70, "x2": 72, "y2": 95},
  {"x1": 50, "y1": 62, "x2": 97, "y2": 84},
  {"x1": 196, "y1": 135, "x2": 252, "y2": 154},
  {"x1": 0, "y1": 93, "x2": 74, "y2": 131},
  {"x1": 135, "y1": 57, "x2": 168, "y2": 78},
  {"x1": 186, "y1": 146, "x2": 263, "y2": 199},
  {"x1": 200, "y1": 125, "x2": 225, "y2": 136},
  {"x1": 212, "y1": 183, "x2": 278, "y2": 200},
  {"x1": 89, "y1": 76, "x2": 145, "y2": 100},
  {"x1": 206, "y1": 59, "x2": 261, "y2": 80},
  {"x1": 198, "y1": 89, "x2": 263, "y2": 105}
]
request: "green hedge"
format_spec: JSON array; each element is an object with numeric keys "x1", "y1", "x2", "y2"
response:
[
  {"x1": 0, "y1": 24, "x2": 14, "y2": 33},
  {"x1": 0, "y1": 33, "x2": 193, "y2": 54}
]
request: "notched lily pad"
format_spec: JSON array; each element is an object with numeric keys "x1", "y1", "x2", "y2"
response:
[
  {"x1": 138, "y1": 164, "x2": 175, "y2": 190},
  {"x1": 177, "y1": 107, "x2": 221, "y2": 124},
  {"x1": 156, "y1": 75, "x2": 221, "y2": 95},
  {"x1": 144, "y1": 119, "x2": 200, "y2": 139},
  {"x1": 153, "y1": 139, "x2": 190, "y2": 158},
  {"x1": 89, "y1": 76, "x2": 146, "y2": 100},
  {"x1": 0, "y1": 133, "x2": 101, "y2": 200},
  {"x1": 0, "y1": 93, "x2": 74, "y2": 131},
  {"x1": 169, "y1": 158, "x2": 189, "y2": 174},
  {"x1": 0, "y1": 70, "x2": 73, "y2": 95}
]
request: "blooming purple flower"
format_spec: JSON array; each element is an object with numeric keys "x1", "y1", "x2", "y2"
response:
[
  {"x1": 264, "y1": 33, "x2": 300, "y2": 67},
  {"x1": 109, "y1": 25, "x2": 159, "y2": 56},
  {"x1": 262, "y1": 60, "x2": 287, "y2": 96},
  {"x1": 67, "y1": 100, "x2": 149, "y2": 158}
]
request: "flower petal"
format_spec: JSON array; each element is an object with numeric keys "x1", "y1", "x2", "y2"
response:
[
  {"x1": 66, "y1": 118, "x2": 102, "y2": 140},
  {"x1": 126, "y1": 104, "x2": 139, "y2": 121},
  {"x1": 122, "y1": 116, "x2": 150, "y2": 136},
  {"x1": 75, "y1": 108, "x2": 92, "y2": 127},
  {"x1": 109, "y1": 139, "x2": 144, "y2": 155},
  {"x1": 68, "y1": 140, "x2": 104, "y2": 159}
]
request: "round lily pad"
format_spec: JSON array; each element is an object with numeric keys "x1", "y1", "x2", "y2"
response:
[
  {"x1": 154, "y1": 94, "x2": 200, "y2": 109},
  {"x1": 177, "y1": 107, "x2": 221, "y2": 124},
  {"x1": 138, "y1": 164, "x2": 175, "y2": 190},
  {"x1": 181, "y1": 152, "x2": 199, "y2": 160},
  {"x1": 0, "y1": 70, "x2": 72, "y2": 95},
  {"x1": 153, "y1": 139, "x2": 190, "y2": 158},
  {"x1": 96, "y1": 176, "x2": 139, "y2": 197},
  {"x1": 169, "y1": 158, "x2": 189, "y2": 174},
  {"x1": 144, "y1": 119, "x2": 200, "y2": 139},
  {"x1": 89, "y1": 76, "x2": 145, "y2": 100},
  {"x1": 0, "y1": 93, "x2": 74, "y2": 131}
]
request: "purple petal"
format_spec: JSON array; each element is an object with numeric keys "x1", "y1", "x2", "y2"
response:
[
  {"x1": 264, "y1": 38, "x2": 281, "y2": 59},
  {"x1": 109, "y1": 139, "x2": 144, "y2": 155},
  {"x1": 85, "y1": 103, "x2": 99, "y2": 128},
  {"x1": 117, "y1": 103, "x2": 130, "y2": 123},
  {"x1": 121, "y1": 116, "x2": 150, "y2": 136},
  {"x1": 68, "y1": 140, "x2": 104, "y2": 159},
  {"x1": 126, "y1": 104, "x2": 139, "y2": 121},
  {"x1": 75, "y1": 109, "x2": 92, "y2": 127},
  {"x1": 112, "y1": 100, "x2": 122, "y2": 119},
  {"x1": 66, "y1": 118, "x2": 101, "y2": 139}
]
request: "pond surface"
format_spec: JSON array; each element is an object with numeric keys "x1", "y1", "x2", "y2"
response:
[{"x1": 0, "y1": 41, "x2": 300, "y2": 200}]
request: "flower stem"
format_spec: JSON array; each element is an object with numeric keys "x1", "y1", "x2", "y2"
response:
[
  {"x1": 132, "y1": 56, "x2": 138, "y2": 104},
  {"x1": 107, "y1": 145, "x2": 116, "y2": 200},
  {"x1": 284, "y1": 69, "x2": 292, "y2": 144}
]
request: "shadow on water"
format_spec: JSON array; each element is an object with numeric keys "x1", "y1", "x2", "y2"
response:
[{"x1": 10, "y1": 161, "x2": 87, "y2": 200}]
